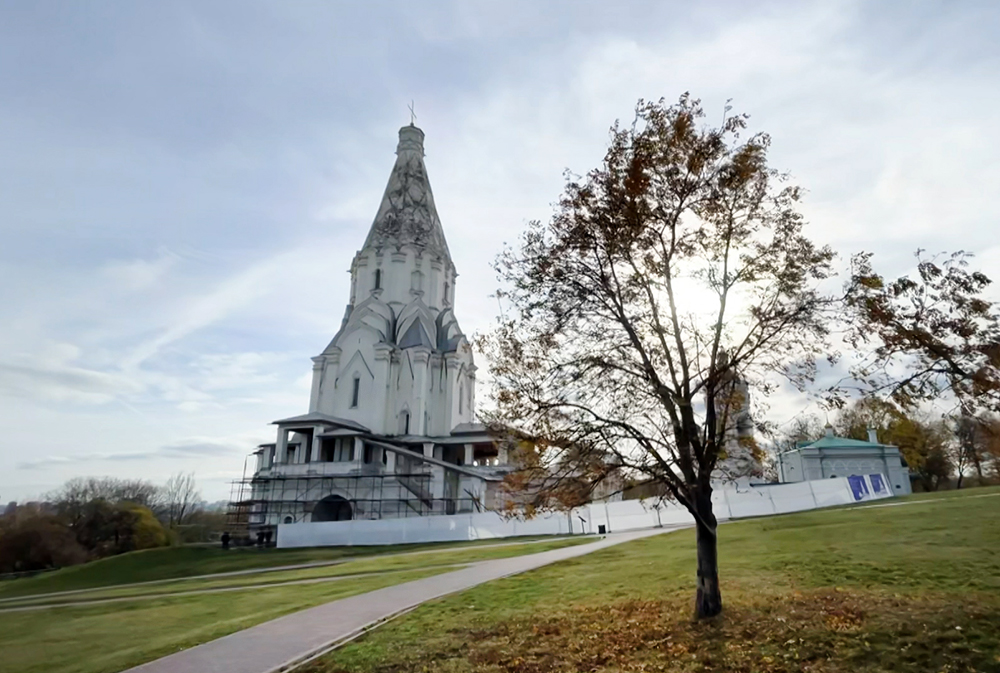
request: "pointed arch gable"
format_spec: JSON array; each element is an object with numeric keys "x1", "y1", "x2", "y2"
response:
[
  {"x1": 338, "y1": 350, "x2": 374, "y2": 383},
  {"x1": 435, "y1": 308, "x2": 467, "y2": 352},
  {"x1": 324, "y1": 296, "x2": 395, "y2": 352},
  {"x1": 395, "y1": 349, "x2": 415, "y2": 390},
  {"x1": 395, "y1": 299, "x2": 437, "y2": 348}
]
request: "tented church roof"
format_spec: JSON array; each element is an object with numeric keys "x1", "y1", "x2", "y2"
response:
[{"x1": 363, "y1": 125, "x2": 453, "y2": 264}]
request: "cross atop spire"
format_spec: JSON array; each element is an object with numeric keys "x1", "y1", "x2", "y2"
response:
[{"x1": 408, "y1": 100, "x2": 417, "y2": 126}]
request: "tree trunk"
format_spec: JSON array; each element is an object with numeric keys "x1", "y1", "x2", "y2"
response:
[{"x1": 693, "y1": 490, "x2": 722, "y2": 619}]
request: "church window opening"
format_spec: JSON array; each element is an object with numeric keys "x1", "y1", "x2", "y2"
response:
[
  {"x1": 283, "y1": 516, "x2": 293, "y2": 524},
  {"x1": 351, "y1": 376, "x2": 360, "y2": 407},
  {"x1": 374, "y1": 269, "x2": 382, "y2": 290},
  {"x1": 399, "y1": 410, "x2": 410, "y2": 435},
  {"x1": 411, "y1": 270, "x2": 423, "y2": 291},
  {"x1": 443, "y1": 281, "x2": 450, "y2": 305},
  {"x1": 332, "y1": 438, "x2": 353, "y2": 462},
  {"x1": 459, "y1": 381, "x2": 464, "y2": 414}
]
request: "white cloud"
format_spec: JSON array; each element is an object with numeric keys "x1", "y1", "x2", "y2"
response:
[{"x1": 0, "y1": 0, "x2": 997, "y2": 500}]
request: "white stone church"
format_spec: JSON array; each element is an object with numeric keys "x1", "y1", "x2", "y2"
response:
[{"x1": 241, "y1": 124, "x2": 512, "y2": 533}]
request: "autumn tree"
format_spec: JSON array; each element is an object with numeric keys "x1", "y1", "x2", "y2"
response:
[
  {"x1": 953, "y1": 413, "x2": 1000, "y2": 487},
  {"x1": 49, "y1": 476, "x2": 163, "y2": 527},
  {"x1": 0, "y1": 508, "x2": 87, "y2": 573},
  {"x1": 480, "y1": 95, "x2": 835, "y2": 618},
  {"x1": 844, "y1": 251, "x2": 1000, "y2": 414},
  {"x1": 884, "y1": 414, "x2": 952, "y2": 492},
  {"x1": 71, "y1": 500, "x2": 168, "y2": 556},
  {"x1": 833, "y1": 396, "x2": 901, "y2": 441}
]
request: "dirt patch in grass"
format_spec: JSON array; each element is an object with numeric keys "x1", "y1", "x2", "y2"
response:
[{"x1": 313, "y1": 591, "x2": 1000, "y2": 673}]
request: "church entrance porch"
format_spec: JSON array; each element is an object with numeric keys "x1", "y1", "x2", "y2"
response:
[{"x1": 312, "y1": 495, "x2": 353, "y2": 522}]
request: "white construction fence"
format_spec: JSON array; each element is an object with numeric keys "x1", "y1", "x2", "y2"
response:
[{"x1": 277, "y1": 473, "x2": 893, "y2": 548}]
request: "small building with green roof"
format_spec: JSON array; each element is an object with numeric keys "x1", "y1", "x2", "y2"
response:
[{"x1": 777, "y1": 426, "x2": 912, "y2": 495}]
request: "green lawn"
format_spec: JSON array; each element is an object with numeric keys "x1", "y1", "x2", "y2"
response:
[
  {"x1": 0, "y1": 534, "x2": 572, "y2": 600},
  {"x1": 0, "y1": 537, "x2": 594, "y2": 673},
  {"x1": 1, "y1": 538, "x2": 592, "y2": 608},
  {"x1": 0, "y1": 568, "x2": 448, "y2": 673},
  {"x1": 303, "y1": 486, "x2": 1000, "y2": 673}
]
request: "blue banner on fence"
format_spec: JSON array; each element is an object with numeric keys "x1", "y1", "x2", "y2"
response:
[
  {"x1": 847, "y1": 475, "x2": 870, "y2": 501},
  {"x1": 869, "y1": 474, "x2": 886, "y2": 495}
]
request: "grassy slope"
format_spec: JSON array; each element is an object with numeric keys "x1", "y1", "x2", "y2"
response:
[
  {"x1": 0, "y1": 538, "x2": 595, "y2": 673},
  {"x1": 0, "y1": 534, "x2": 568, "y2": 600},
  {"x1": 2, "y1": 538, "x2": 592, "y2": 607},
  {"x1": 307, "y1": 487, "x2": 1000, "y2": 673},
  {"x1": 0, "y1": 568, "x2": 449, "y2": 673}
]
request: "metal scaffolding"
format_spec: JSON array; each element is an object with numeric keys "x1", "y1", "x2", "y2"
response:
[
  {"x1": 225, "y1": 434, "x2": 503, "y2": 536},
  {"x1": 228, "y1": 467, "x2": 483, "y2": 533}
]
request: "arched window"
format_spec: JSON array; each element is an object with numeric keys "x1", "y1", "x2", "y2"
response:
[
  {"x1": 374, "y1": 269, "x2": 382, "y2": 290},
  {"x1": 399, "y1": 410, "x2": 410, "y2": 435},
  {"x1": 351, "y1": 376, "x2": 361, "y2": 408},
  {"x1": 459, "y1": 380, "x2": 464, "y2": 414},
  {"x1": 411, "y1": 270, "x2": 423, "y2": 292},
  {"x1": 443, "y1": 281, "x2": 450, "y2": 305}
]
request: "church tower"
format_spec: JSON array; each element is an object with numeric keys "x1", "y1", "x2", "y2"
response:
[{"x1": 307, "y1": 124, "x2": 476, "y2": 438}]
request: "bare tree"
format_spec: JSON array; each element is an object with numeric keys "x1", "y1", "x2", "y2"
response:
[
  {"x1": 162, "y1": 472, "x2": 200, "y2": 527},
  {"x1": 480, "y1": 95, "x2": 835, "y2": 618}
]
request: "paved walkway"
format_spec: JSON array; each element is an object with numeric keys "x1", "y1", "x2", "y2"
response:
[
  {"x1": 125, "y1": 527, "x2": 677, "y2": 673},
  {"x1": 0, "y1": 535, "x2": 582, "y2": 606}
]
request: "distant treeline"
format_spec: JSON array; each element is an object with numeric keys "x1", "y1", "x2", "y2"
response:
[{"x1": 0, "y1": 474, "x2": 226, "y2": 575}]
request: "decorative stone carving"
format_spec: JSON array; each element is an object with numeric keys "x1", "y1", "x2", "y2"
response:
[{"x1": 364, "y1": 125, "x2": 452, "y2": 262}]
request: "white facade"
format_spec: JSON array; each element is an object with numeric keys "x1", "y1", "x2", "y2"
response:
[
  {"x1": 277, "y1": 474, "x2": 896, "y2": 548},
  {"x1": 242, "y1": 125, "x2": 505, "y2": 533},
  {"x1": 310, "y1": 123, "x2": 476, "y2": 438},
  {"x1": 777, "y1": 429, "x2": 912, "y2": 495}
]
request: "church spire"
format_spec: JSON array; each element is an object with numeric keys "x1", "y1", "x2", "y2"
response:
[{"x1": 363, "y1": 125, "x2": 452, "y2": 263}]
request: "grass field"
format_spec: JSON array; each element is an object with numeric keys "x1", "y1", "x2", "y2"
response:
[
  {"x1": 0, "y1": 534, "x2": 568, "y2": 600},
  {"x1": 302, "y1": 487, "x2": 1000, "y2": 673},
  {"x1": 0, "y1": 568, "x2": 448, "y2": 673},
  {"x1": 0, "y1": 538, "x2": 591, "y2": 673},
  {"x1": 0, "y1": 537, "x2": 592, "y2": 608}
]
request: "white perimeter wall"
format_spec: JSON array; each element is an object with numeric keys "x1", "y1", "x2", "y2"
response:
[{"x1": 277, "y1": 475, "x2": 892, "y2": 548}]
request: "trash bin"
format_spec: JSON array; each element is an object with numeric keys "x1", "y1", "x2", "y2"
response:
[{"x1": 598, "y1": 524, "x2": 606, "y2": 535}]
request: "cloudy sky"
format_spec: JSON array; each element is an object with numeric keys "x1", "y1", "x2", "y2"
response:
[{"x1": 1, "y1": 0, "x2": 997, "y2": 502}]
